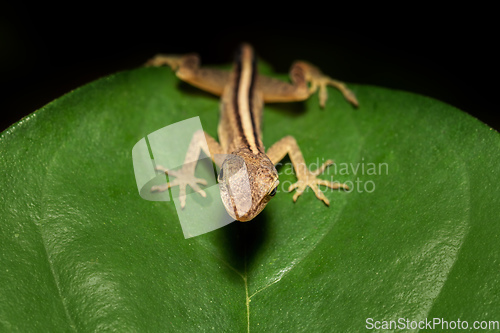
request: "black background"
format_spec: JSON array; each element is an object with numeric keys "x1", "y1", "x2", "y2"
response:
[{"x1": 1, "y1": 5, "x2": 497, "y2": 133}]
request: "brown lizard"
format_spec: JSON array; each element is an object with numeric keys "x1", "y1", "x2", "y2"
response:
[{"x1": 147, "y1": 44, "x2": 358, "y2": 221}]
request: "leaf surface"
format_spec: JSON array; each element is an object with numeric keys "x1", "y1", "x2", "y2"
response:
[{"x1": 1, "y1": 67, "x2": 499, "y2": 332}]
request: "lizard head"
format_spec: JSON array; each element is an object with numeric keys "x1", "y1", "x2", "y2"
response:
[{"x1": 218, "y1": 148, "x2": 279, "y2": 222}]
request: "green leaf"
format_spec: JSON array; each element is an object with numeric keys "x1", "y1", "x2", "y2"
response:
[{"x1": 1, "y1": 67, "x2": 499, "y2": 332}]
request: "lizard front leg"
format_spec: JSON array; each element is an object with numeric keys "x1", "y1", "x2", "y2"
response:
[
  {"x1": 152, "y1": 130, "x2": 223, "y2": 208},
  {"x1": 266, "y1": 136, "x2": 348, "y2": 205}
]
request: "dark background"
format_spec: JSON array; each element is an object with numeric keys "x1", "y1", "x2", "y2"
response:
[{"x1": 1, "y1": 6, "x2": 497, "y2": 133}]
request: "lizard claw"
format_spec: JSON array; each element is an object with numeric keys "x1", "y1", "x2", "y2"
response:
[
  {"x1": 315, "y1": 76, "x2": 359, "y2": 108},
  {"x1": 287, "y1": 160, "x2": 349, "y2": 205},
  {"x1": 151, "y1": 164, "x2": 208, "y2": 209},
  {"x1": 297, "y1": 61, "x2": 359, "y2": 108},
  {"x1": 145, "y1": 55, "x2": 183, "y2": 70}
]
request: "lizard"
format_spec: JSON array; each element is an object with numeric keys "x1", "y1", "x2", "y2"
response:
[{"x1": 147, "y1": 43, "x2": 358, "y2": 222}]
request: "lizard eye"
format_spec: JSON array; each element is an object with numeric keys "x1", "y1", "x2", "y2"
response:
[
  {"x1": 269, "y1": 186, "x2": 277, "y2": 197},
  {"x1": 218, "y1": 167, "x2": 224, "y2": 181}
]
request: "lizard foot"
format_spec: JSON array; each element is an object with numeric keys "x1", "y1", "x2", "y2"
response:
[
  {"x1": 296, "y1": 61, "x2": 359, "y2": 108},
  {"x1": 151, "y1": 165, "x2": 208, "y2": 209},
  {"x1": 145, "y1": 55, "x2": 183, "y2": 70},
  {"x1": 287, "y1": 159, "x2": 349, "y2": 206}
]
